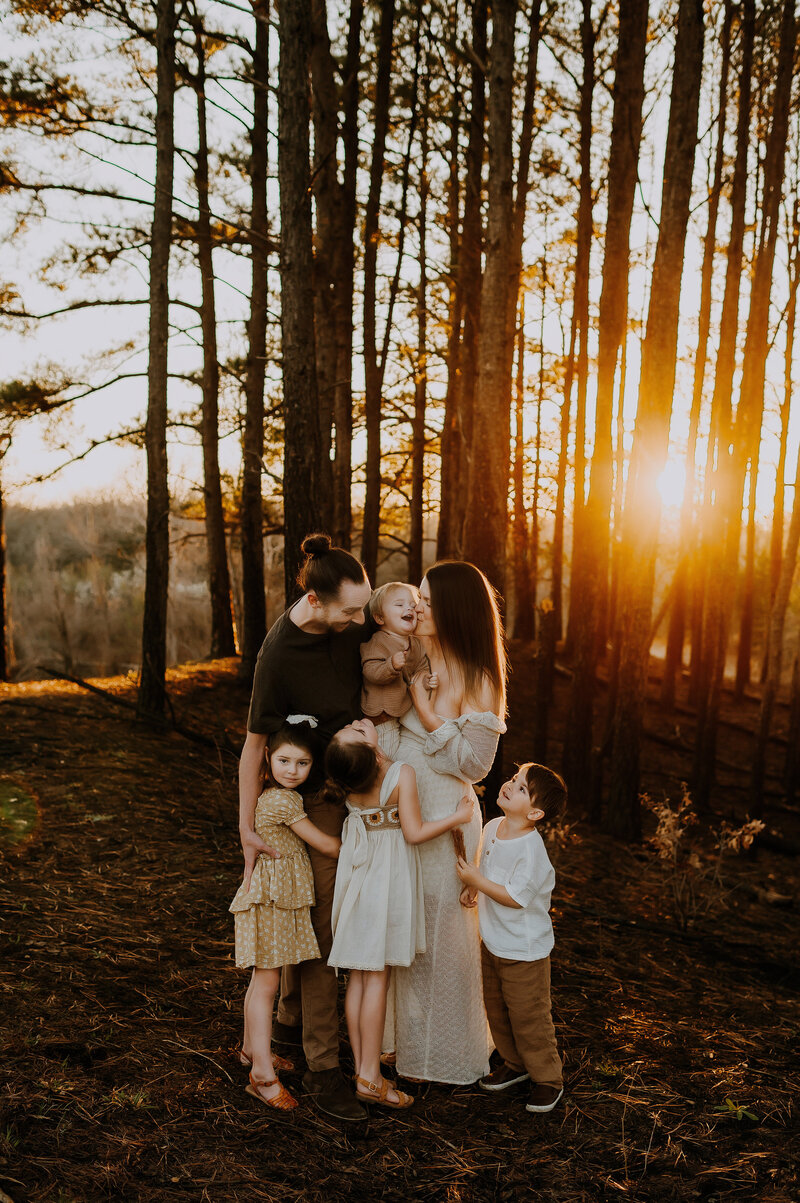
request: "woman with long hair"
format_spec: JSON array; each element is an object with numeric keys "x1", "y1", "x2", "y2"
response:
[{"x1": 385, "y1": 560, "x2": 507, "y2": 1085}]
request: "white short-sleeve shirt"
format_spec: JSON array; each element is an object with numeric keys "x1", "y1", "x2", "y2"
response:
[{"x1": 477, "y1": 818, "x2": 555, "y2": 961}]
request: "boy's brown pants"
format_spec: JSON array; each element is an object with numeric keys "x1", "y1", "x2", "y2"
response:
[
  {"x1": 276, "y1": 795, "x2": 344, "y2": 1073},
  {"x1": 481, "y1": 944, "x2": 563, "y2": 1088}
]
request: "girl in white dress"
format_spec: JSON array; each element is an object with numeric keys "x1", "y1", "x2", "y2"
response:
[
  {"x1": 389, "y1": 561, "x2": 507, "y2": 1085},
  {"x1": 325, "y1": 718, "x2": 473, "y2": 1109}
]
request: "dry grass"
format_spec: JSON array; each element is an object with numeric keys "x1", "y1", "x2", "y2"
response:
[{"x1": 1, "y1": 657, "x2": 797, "y2": 1201}]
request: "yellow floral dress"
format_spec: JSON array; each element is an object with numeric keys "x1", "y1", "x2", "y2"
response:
[{"x1": 229, "y1": 787, "x2": 319, "y2": 969}]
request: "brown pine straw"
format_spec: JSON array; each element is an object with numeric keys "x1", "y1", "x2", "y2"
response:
[{"x1": 0, "y1": 657, "x2": 797, "y2": 1201}]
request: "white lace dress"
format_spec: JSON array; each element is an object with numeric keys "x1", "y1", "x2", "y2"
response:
[
  {"x1": 328, "y1": 760, "x2": 426, "y2": 972},
  {"x1": 385, "y1": 707, "x2": 506, "y2": 1084}
]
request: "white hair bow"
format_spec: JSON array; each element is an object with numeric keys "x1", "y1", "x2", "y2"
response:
[{"x1": 286, "y1": 714, "x2": 318, "y2": 728}]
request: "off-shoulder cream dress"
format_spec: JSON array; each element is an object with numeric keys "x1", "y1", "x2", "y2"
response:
[
  {"x1": 385, "y1": 708, "x2": 506, "y2": 1084},
  {"x1": 229, "y1": 787, "x2": 319, "y2": 969}
]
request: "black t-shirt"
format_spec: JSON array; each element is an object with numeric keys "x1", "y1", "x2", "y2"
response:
[{"x1": 247, "y1": 603, "x2": 375, "y2": 793}]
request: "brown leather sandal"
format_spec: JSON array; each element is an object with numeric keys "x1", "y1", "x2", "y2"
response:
[
  {"x1": 355, "y1": 1075, "x2": 414, "y2": 1109},
  {"x1": 235, "y1": 1048, "x2": 294, "y2": 1073},
  {"x1": 245, "y1": 1072, "x2": 298, "y2": 1111}
]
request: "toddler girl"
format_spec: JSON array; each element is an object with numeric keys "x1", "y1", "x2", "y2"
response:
[
  {"x1": 229, "y1": 718, "x2": 340, "y2": 1110},
  {"x1": 325, "y1": 718, "x2": 473, "y2": 1110}
]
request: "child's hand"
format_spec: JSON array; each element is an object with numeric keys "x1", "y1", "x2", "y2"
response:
[
  {"x1": 459, "y1": 885, "x2": 478, "y2": 909},
  {"x1": 390, "y1": 650, "x2": 407, "y2": 671},
  {"x1": 454, "y1": 795, "x2": 473, "y2": 825},
  {"x1": 456, "y1": 855, "x2": 481, "y2": 890}
]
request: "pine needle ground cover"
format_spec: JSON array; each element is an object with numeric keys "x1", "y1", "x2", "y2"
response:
[{"x1": 1, "y1": 659, "x2": 797, "y2": 1202}]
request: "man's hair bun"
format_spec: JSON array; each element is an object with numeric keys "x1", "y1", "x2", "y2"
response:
[
  {"x1": 297, "y1": 531, "x2": 367, "y2": 600},
  {"x1": 302, "y1": 533, "x2": 332, "y2": 557}
]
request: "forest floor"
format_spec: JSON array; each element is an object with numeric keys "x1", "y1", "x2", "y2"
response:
[{"x1": 1, "y1": 648, "x2": 798, "y2": 1203}]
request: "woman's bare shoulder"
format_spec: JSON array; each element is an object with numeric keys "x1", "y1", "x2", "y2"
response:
[{"x1": 460, "y1": 673, "x2": 500, "y2": 716}]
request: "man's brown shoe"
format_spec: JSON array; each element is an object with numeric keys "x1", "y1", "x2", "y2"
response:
[
  {"x1": 525, "y1": 1084, "x2": 563, "y2": 1113},
  {"x1": 479, "y1": 1063, "x2": 530, "y2": 1092},
  {"x1": 302, "y1": 1068, "x2": 367, "y2": 1122}
]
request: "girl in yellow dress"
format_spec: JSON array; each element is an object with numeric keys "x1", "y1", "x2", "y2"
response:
[{"x1": 229, "y1": 718, "x2": 340, "y2": 1110}]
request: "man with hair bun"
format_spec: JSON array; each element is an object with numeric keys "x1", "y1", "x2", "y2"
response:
[{"x1": 239, "y1": 532, "x2": 373, "y2": 1121}]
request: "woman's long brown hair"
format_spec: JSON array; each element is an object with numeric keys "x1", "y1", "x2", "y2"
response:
[{"x1": 426, "y1": 561, "x2": 507, "y2": 714}]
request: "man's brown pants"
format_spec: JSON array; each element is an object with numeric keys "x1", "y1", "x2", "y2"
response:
[
  {"x1": 277, "y1": 795, "x2": 344, "y2": 1073},
  {"x1": 481, "y1": 944, "x2": 563, "y2": 1088}
]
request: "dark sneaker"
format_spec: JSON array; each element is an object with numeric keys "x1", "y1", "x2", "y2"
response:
[
  {"x1": 480, "y1": 1063, "x2": 530, "y2": 1092},
  {"x1": 302, "y1": 1068, "x2": 367, "y2": 1122},
  {"x1": 272, "y1": 1020, "x2": 303, "y2": 1048},
  {"x1": 525, "y1": 1084, "x2": 564, "y2": 1113}
]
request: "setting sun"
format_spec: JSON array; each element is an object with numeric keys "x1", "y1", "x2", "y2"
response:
[{"x1": 657, "y1": 459, "x2": 687, "y2": 509}]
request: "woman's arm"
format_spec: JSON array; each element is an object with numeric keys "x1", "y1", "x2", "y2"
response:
[
  {"x1": 239, "y1": 731, "x2": 280, "y2": 889},
  {"x1": 396, "y1": 765, "x2": 474, "y2": 845},
  {"x1": 409, "y1": 672, "x2": 445, "y2": 732},
  {"x1": 456, "y1": 858, "x2": 523, "y2": 909},
  {"x1": 290, "y1": 817, "x2": 341, "y2": 859}
]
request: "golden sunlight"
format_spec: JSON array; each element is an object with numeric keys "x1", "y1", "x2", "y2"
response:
[{"x1": 657, "y1": 458, "x2": 687, "y2": 509}]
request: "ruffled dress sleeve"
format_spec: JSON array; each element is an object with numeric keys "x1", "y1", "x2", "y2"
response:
[{"x1": 422, "y1": 712, "x2": 506, "y2": 783}]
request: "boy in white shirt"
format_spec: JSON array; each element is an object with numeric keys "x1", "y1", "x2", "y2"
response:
[{"x1": 457, "y1": 762, "x2": 566, "y2": 1113}]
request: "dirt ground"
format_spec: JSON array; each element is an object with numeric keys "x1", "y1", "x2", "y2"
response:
[{"x1": 1, "y1": 649, "x2": 798, "y2": 1202}]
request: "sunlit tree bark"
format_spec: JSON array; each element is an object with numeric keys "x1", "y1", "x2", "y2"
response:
[
  {"x1": 463, "y1": 0, "x2": 517, "y2": 593},
  {"x1": 279, "y1": 0, "x2": 323, "y2": 599},
  {"x1": 137, "y1": 0, "x2": 177, "y2": 722},
  {"x1": 192, "y1": 20, "x2": 236, "y2": 659},
  {"x1": 750, "y1": 432, "x2": 800, "y2": 815},
  {"x1": 563, "y1": 0, "x2": 648, "y2": 799},
  {"x1": 692, "y1": 0, "x2": 796, "y2": 809},
  {"x1": 409, "y1": 64, "x2": 429, "y2": 585},
  {"x1": 607, "y1": 0, "x2": 704, "y2": 839},
  {"x1": 240, "y1": 0, "x2": 270, "y2": 680},
  {"x1": 564, "y1": 0, "x2": 599, "y2": 657},
  {"x1": 661, "y1": 0, "x2": 732, "y2": 708},
  {"x1": 361, "y1": 0, "x2": 397, "y2": 579},
  {"x1": 762, "y1": 194, "x2": 799, "y2": 680},
  {"x1": 688, "y1": 0, "x2": 754, "y2": 704},
  {"x1": 331, "y1": 0, "x2": 363, "y2": 549},
  {"x1": 439, "y1": 0, "x2": 487, "y2": 560}
]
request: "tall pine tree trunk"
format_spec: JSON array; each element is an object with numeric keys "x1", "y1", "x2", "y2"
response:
[
  {"x1": 462, "y1": 0, "x2": 517, "y2": 594},
  {"x1": 409, "y1": 67, "x2": 428, "y2": 585},
  {"x1": 138, "y1": 0, "x2": 177, "y2": 722},
  {"x1": 734, "y1": 449, "x2": 760, "y2": 699},
  {"x1": 692, "y1": 0, "x2": 796, "y2": 809},
  {"x1": 240, "y1": 0, "x2": 270, "y2": 680},
  {"x1": 331, "y1": 0, "x2": 363, "y2": 549},
  {"x1": 563, "y1": 0, "x2": 647, "y2": 798},
  {"x1": 193, "y1": 24, "x2": 236, "y2": 658},
  {"x1": 279, "y1": 0, "x2": 323, "y2": 599},
  {"x1": 762, "y1": 194, "x2": 799, "y2": 679},
  {"x1": 606, "y1": 0, "x2": 704, "y2": 839},
  {"x1": 750, "y1": 433, "x2": 800, "y2": 814},
  {"x1": 689, "y1": 0, "x2": 754, "y2": 705},
  {"x1": 512, "y1": 297, "x2": 535, "y2": 638},
  {"x1": 564, "y1": 0, "x2": 597, "y2": 656},
  {"x1": 361, "y1": 0, "x2": 397, "y2": 579},
  {"x1": 661, "y1": 0, "x2": 732, "y2": 707},
  {"x1": 439, "y1": 0, "x2": 487, "y2": 559},
  {"x1": 438, "y1": 62, "x2": 463, "y2": 560}
]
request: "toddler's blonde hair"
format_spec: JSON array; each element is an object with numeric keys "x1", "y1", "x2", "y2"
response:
[{"x1": 368, "y1": 581, "x2": 419, "y2": 622}]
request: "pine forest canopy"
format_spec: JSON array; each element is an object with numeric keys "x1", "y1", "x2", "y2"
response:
[{"x1": 1, "y1": 0, "x2": 799, "y2": 836}]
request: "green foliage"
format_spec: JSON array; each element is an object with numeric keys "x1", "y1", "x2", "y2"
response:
[{"x1": 713, "y1": 1097, "x2": 759, "y2": 1123}]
